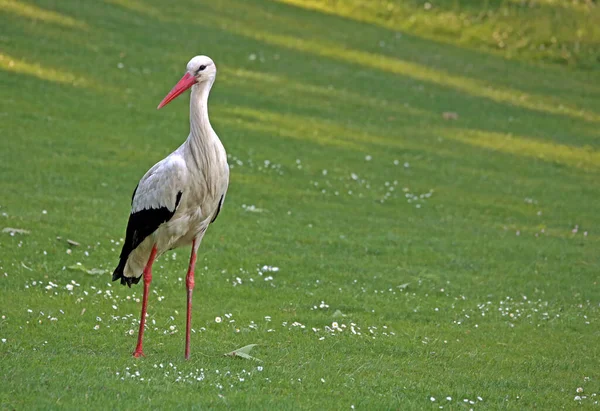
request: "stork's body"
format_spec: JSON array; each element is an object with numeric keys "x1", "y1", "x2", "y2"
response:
[{"x1": 112, "y1": 56, "x2": 229, "y2": 359}]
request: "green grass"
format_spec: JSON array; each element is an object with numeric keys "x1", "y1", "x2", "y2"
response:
[
  {"x1": 276, "y1": 0, "x2": 600, "y2": 69},
  {"x1": 1, "y1": 0, "x2": 600, "y2": 409}
]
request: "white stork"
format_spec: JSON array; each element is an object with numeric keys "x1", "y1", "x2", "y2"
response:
[{"x1": 112, "y1": 55, "x2": 229, "y2": 359}]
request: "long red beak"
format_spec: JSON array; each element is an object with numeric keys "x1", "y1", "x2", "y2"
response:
[{"x1": 157, "y1": 72, "x2": 196, "y2": 109}]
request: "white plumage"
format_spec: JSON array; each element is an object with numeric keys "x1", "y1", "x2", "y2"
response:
[
  {"x1": 112, "y1": 55, "x2": 229, "y2": 359},
  {"x1": 123, "y1": 137, "x2": 228, "y2": 279}
]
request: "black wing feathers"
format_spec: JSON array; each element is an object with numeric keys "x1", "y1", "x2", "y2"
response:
[
  {"x1": 112, "y1": 191, "x2": 183, "y2": 287},
  {"x1": 210, "y1": 194, "x2": 224, "y2": 223},
  {"x1": 131, "y1": 184, "x2": 138, "y2": 204}
]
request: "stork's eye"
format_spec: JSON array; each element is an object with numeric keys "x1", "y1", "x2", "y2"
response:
[{"x1": 196, "y1": 65, "x2": 206, "y2": 74}]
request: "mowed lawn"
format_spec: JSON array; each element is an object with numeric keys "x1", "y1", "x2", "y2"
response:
[{"x1": 1, "y1": 0, "x2": 600, "y2": 409}]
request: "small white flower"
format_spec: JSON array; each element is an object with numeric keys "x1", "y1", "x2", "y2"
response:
[
  {"x1": 430, "y1": 397, "x2": 436, "y2": 402},
  {"x1": 215, "y1": 316, "x2": 222, "y2": 323},
  {"x1": 65, "y1": 284, "x2": 74, "y2": 291},
  {"x1": 1, "y1": 339, "x2": 6, "y2": 343},
  {"x1": 257, "y1": 366, "x2": 263, "y2": 372},
  {"x1": 576, "y1": 387, "x2": 584, "y2": 393},
  {"x1": 94, "y1": 325, "x2": 100, "y2": 330},
  {"x1": 320, "y1": 378, "x2": 325, "y2": 383}
]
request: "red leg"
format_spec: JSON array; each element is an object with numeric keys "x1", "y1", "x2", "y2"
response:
[
  {"x1": 133, "y1": 245, "x2": 158, "y2": 358},
  {"x1": 185, "y1": 239, "x2": 197, "y2": 360}
]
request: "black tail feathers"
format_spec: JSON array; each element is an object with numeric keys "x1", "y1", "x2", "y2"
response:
[{"x1": 112, "y1": 258, "x2": 141, "y2": 288}]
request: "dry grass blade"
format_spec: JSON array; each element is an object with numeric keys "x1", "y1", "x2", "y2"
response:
[{"x1": 224, "y1": 344, "x2": 262, "y2": 362}]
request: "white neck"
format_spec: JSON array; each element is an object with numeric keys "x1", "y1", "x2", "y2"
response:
[
  {"x1": 189, "y1": 79, "x2": 214, "y2": 140},
  {"x1": 186, "y1": 79, "x2": 217, "y2": 163}
]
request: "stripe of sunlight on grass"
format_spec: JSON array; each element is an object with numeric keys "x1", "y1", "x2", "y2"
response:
[
  {"x1": 0, "y1": 52, "x2": 103, "y2": 91},
  {"x1": 215, "y1": 107, "x2": 366, "y2": 152},
  {"x1": 225, "y1": 25, "x2": 600, "y2": 124},
  {"x1": 215, "y1": 105, "x2": 430, "y2": 153},
  {"x1": 0, "y1": 0, "x2": 87, "y2": 29},
  {"x1": 440, "y1": 127, "x2": 600, "y2": 172},
  {"x1": 219, "y1": 66, "x2": 433, "y2": 120},
  {"x1": 104, "y1": 0, "x2": 167, "y2": 20}
]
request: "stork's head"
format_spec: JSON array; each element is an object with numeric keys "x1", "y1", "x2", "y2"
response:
[{"x1": 157, "y1": 55, "x2": 216, "y2": 109}]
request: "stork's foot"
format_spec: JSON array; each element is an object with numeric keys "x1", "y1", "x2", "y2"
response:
[{"x1": 132, "y1": 350, "x2": 145, "y2": 358}]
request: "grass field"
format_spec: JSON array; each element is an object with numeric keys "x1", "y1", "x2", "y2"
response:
[{"x1": 1, "y1": 0, "x2": 600, "y2": 409}]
